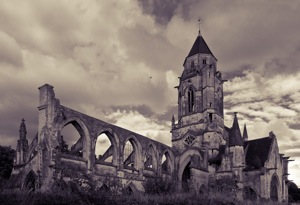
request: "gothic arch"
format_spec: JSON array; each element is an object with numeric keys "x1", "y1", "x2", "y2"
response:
[
  {"x1": 270, "y1": 174, "x2": 279, "y2": 201},
  {"x1": 123, "y1": 135, "x2": 142, "y2": 170},
  {"x1": 23, "y1": 170, "x2": 36, "y2": 191},
  {"x1": 94, "y1": 128, "x2": 120, "y2": 166},
  {"x1": 182, "y1": 161, "x2": 191, "y2": 192},
  {"x1": 144, "y1": 143, "x2": 158, "y2": 170},
  {"x1": 99, "y1": 184, "x2": 110, "y2": 192},
  {"x1": 161, "y1": 149, "x2": 174, "y2": 175},
  {"x1": 178, "y1": 149, "x2": 203, "y2": 191},
  {"x1": 58, "y1": 117, "x2": 91, "y2": 167},
  {"x1": 187, "y1": 87, "x2": 195, "y2": 113},
  {"x1": 124, "y1": 182, "x2": 138, "y2": 195}
]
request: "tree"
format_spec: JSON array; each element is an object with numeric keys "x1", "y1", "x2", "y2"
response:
[
  {"x1": 0, "y1": 145, "x2": 16, "y2": 179},
  {"x1": 289, "y1": 181, "x2": 300, "y2": 202}
]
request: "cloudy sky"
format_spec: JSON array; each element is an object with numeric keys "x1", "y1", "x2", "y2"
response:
[{"x1": 1, "y1": 0, "x2": 300, "y2": 185}]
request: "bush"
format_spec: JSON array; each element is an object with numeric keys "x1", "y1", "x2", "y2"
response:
[{"x1": 143, "y1": 176, "x2": 176, "y2": 194}]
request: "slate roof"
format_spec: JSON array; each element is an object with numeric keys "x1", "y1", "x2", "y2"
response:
[
  {"x1": 243, "y1": 123, "x2": 248, "y2": 141},
  {"x1": 244, "y1": 136, "x2": 273, "y2": 171},
  {"x1": 228, "y1": 113, "x2": 243, "y2": 147},
  {"x1": 186, "y1": 35, "x2": 216, "y2": 58}
]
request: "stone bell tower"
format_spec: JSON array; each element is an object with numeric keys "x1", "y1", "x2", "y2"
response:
[{"x1": 171, "y1": 29, "x2": 226, "y2": 160}]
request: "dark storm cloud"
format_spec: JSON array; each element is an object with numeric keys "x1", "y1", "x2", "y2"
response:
[
  {"x1": 119, "y1": 25, "x2": 182, "y2": 72},
  {"x1": 288, "y1": 120, "x2": 300, "y2": 131},
  {"x1": 0, "y1": 32, "x2": 23, "y2": 67},
  {"x1": 155, "y1": 105, "x2": 178, "y2": 122},
  {"x1": 137, "y1": 0, "x2": 198, "y2": 25},
  {"x1": 1, "y1": 0, "x2": 300, "y2": 184},
  {"x1": 261, "y1": 46, "x2": 300, "y2": 77},
  {"x1": 0, "y1": 1, "x2": 89, "y2": 58},
  {"x1": 222, "y1": 65, "x2": 254, "y2": 81}
]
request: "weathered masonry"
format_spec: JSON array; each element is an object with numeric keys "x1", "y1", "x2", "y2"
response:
[
  {"x1": 12, "y1": 84, "x2": 177, "y2": 192},
  {"x1": 11, "y1": 30, "x2": 290, "y2": 202}
]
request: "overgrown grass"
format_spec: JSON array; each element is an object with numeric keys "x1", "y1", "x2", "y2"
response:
[
  {"x1": 0, "y1": 176, "x2": 286, "y2": 205},
  {"x1": 0, "y1": 188, "x2": 285, "y2": 205}
]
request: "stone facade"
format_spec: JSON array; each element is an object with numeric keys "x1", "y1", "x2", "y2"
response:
[{"x1": 10, "y1": 32, "x2": 290, "y2": 202}]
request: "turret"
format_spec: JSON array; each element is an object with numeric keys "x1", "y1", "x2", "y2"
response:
[
  {"x1": 243, "y1": 123, "x2": 248, "y2": 141},
  {"x1": 228, "y1": 113, "x2": 244, "y2": 200},
  {"x1": 19, "y1": 118, "x2": 27, "y2": 140},
  {"x1": 171, "y1": 115, "x2": 175, "y2": 129},
  {"x1": 229, "y1": 112, "x2": 243, "y2": 147},
  {"x1": 16, "y1": 118, "x2": 28, "y2": 165}
]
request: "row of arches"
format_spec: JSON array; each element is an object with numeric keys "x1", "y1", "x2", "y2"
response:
[
  {"x1": 243, "y1": 174, "x2": 279, "y2": 201},
  {"x1": 59, "y1": 120, "x2": 174, "y2": 174}
]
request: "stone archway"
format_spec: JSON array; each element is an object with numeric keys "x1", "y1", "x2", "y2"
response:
[
  {"x1": 182, "y1": 162, "x2": 191, "y2": 192},
  {"x1": 270, "y1": 174, "x2": 279, "y2": 201},
  {"x1": 178, "y1": 148, "x2": 204, "y2": 192},
  {"x1": 59, "y1": 118, "x2": 90, "y2": 160},
  {"x1": 94, "y1": 129, "x2": 119, "y2": 166},
  {"x1": 161, "y1": 150, "x2": 174, "y2": 175},
  {"x1": 144, "y1": 144, "x2": 157, "y2": 170},
  {"x1": 123, "y1": 135, "x2": 142, "y2": 170},
  {"x1": 24, "y1": 170, "x2": 36, "y2": 191}
]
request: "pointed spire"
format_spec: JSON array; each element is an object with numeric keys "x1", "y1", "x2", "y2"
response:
[
  {"x1": 229, "y1": 112, "x2": 243, "y2": 146},
  {"x1": 243, "y1": 123, "x2": 248, "y2": 141},
  {"x1": 186, "y1": 35, "x2": 216, "y2": 59},
  {"x1": 198, "y1": 18, "x2": 201, "y2": 36},
  {"x1": 171, "y1": 115, "x2": 175, "y2": 128},
  {"x1": 19, "y1": 118, "x2": 27, "y2": 140}
]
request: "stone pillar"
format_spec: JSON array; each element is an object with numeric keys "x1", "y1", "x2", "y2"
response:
[{"x1": 37, "y1": 84, "x2": 56, "y2": 190}]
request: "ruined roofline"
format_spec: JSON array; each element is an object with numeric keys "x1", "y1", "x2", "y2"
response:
[{"x1": 42, "y1": 84, "x2": 172, "y2": 150}]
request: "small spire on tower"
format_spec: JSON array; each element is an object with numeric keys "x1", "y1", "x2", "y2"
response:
[
  {"x1": 243, "y1": 123, "x2": 248, "y2": 141},
  {"x1": 19, "y1": 118, "x2": 27, "y2": 140},
  {"x1": 198, "y1": 18, "x2": 202, "y2": 36},
  {"x1": 229, "y1": 112, "x2": 243, "y2": 147},
  {"x1": 171, "y1": 115, "x2": 175, "y2": 128}
]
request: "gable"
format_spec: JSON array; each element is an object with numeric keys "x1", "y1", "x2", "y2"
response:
[{"x1": 244, "y1": 137, "x2": 273, "y2": 171}]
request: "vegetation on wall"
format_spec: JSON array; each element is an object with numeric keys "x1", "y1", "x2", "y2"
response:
[{"x1": 0, "y1": 146, "x2": 15, "y2": 179}]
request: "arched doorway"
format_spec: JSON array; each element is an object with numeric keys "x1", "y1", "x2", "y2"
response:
[
  {"x1": 270, "y1": 175, "x2": 279, "y2": 201},
  {"x1": 24, "y1": 170, "x2": 36, "y2": 191},
  {"x1": 182, "y1": 162, "x2": 191, "y2": 192}
]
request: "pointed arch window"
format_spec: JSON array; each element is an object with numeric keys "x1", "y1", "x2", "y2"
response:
[
  {"x1": 188, "y1": 87, "x2": 195, "y2": 113},
  {"x1": 203, "y1": 59, "x2": 207, "y2": 65}
]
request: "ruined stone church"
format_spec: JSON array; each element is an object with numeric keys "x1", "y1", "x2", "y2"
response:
[{"x1": 10, "y1": 30, "x2": 290, "y2": 202}]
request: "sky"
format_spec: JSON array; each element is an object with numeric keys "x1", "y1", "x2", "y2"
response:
[{"x1": 0, "y1": 0, "x2": 300, "y2": 185}]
